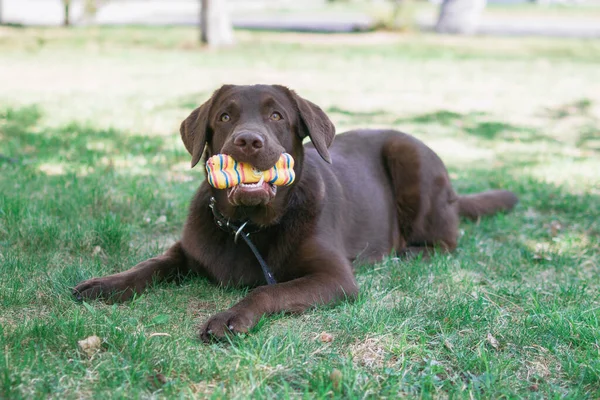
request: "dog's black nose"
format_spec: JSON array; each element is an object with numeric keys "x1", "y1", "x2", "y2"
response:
[{"x1": 233, "y1": 132, "x2": 264, "y2": 154}]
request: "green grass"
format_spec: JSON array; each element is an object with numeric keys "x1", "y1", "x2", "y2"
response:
[{"x1": 1, "y1": 26, "x2": 599, "y2": 398}]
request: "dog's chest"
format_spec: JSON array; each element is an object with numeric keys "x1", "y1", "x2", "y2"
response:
[{"x1": 201, "y1": 235, "x2": 279, "y2": 287}]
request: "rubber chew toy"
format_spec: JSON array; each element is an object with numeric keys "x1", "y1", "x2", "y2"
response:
[{"x1": 206, "y1": 153, "x2": 295, "y2": 189}]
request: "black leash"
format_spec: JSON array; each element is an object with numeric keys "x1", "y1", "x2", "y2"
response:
[{"x1": 209, "y1": 197, "x2": 276, "y2": 285}]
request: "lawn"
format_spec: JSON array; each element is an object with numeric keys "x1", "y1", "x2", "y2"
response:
[{"x1": 1, "y1": 26, "x2": 599, "y2": 398}]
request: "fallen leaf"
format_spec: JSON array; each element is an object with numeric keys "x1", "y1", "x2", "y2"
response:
[
  {"x1": 78, "y1": 335, "x2": 102, "y2": 357},
  {"x1": 320, "y1": 332, "x2": 334, "y2": 343},
  {"x1": 487, "y1": 333, "x2": 499, "y2": 350}
]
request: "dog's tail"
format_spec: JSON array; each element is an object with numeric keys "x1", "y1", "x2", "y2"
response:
[{"x1": 458, "y1": 190, "x2": 518, "y2": 220}]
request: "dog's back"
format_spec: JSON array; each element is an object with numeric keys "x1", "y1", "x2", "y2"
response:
[{"x1": 317, "y1": 129, "x2": 518, "y2": 258}]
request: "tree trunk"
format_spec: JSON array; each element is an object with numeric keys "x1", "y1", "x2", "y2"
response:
[
  {"x1": 435, "y1": 0, "x2": 487, "y2": 35},
  {"x1": 63, "y1": 0, "x2": 71, "y2": 27},
  {"x1": 200, "y1": 0, "x2": 208, "y2": 43},
  {"x1": 200, "y1": 0, "x2": 235, "y2": 47}
]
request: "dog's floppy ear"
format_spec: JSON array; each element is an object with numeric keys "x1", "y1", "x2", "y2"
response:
[
  {"x1": 180, "y1": 86, "x2": 229, "y2": 168},
  {"x1": 278, "y1": 86, "x2": 336, "y2": 164}
]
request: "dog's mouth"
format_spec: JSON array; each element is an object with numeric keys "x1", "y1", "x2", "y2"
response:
[
  {"x1": 227, "y1": 177, "x2": 277, "y2": 207},
  {"x1": 206, "y1": 152, "x2": 295, "y2": 207}
]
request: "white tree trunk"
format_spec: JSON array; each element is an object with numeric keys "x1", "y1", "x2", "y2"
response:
[
  {"x1": 200, "y1": 0, "x2": 235, "y2": 47},
  {"x1": 435, "y1": 0, "x2": 487, "y2": 35}
]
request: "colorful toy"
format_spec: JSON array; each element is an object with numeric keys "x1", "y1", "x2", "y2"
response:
[{"x1": 205, "y1": 153, "x2": 295, "y2": 189}]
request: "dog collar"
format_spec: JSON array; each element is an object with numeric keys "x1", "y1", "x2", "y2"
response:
[{"x1": 208, "y1": 197, "x2": 276, "y2": 285}]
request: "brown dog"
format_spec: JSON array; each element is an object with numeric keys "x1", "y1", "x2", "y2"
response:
[{"x1": 73, "y1": 84, "x2": 518, "y2": 341}]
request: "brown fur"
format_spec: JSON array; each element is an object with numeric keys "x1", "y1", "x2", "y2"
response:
[{"x1": 73, "y1": 84, "x2": 518, "y2": 341}]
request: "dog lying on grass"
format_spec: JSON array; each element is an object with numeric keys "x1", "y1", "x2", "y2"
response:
[{"x1": 73, "y1": 84, "x2": 518, "y2": 341}]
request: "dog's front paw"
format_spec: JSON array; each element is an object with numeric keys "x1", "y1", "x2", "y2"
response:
[
  {"x1": 199, "y1": 309, "x2": 256, "y2": 342},
  {"x1": 72, "y1": 276, "x2": 134, "y2": 303}
]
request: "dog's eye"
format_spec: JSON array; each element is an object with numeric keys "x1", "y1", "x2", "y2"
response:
[
  {"x1": 270, "y1": 112, "x2": 282, "y2": 121},
  {"x1": 220, "y1": 113, "x2": 230, "y2": 122}
]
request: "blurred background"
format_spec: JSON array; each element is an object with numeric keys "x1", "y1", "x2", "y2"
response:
[
  {"x1": 3, "y1": 0, "x2": 600, "y2": 37},
  {"x1": 1, "y1": 0, "x2": 599, "y2": 179}
]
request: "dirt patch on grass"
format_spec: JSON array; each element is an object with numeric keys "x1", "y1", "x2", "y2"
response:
[
  {"x1": 189, "y1": 382, "x2": 218, "y2": 396},
  {"x1": 515, "y1": 348, "x2": 561, "y2": 385},
  {"x1": 351, "y1": 336, "x2": 394, "y2": 369}
]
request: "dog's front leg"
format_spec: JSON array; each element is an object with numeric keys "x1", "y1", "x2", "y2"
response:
[
  {"x1": 200, "y1": 244, "x2": 357, "y2": 342},
  {"x1": 72, "y1": 241, "x2": 189, "y2": 302}
]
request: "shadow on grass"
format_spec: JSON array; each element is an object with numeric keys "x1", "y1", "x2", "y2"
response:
[
  {"x1": 576, "y1": 126, "x2": 600, "y2": 151},
  {"x1": 396, "y1": 110, "x2": 556, "y2": 142},
  {"x1": 544, "y1": 98, "x2": 593, "y2": 120},
  {"x1": 463, "y1": 121, "x2": 549, "y2": 142},
  {"x1": 328, "y1": 105, "x2": 600, "y2": 150},
  {"x1": 327, "y1": 106, "x2": 559, "y2": 142},
  {"x1": 0, "y1": 105, "x2": 183, "y2": 169},
  {"x1": 0, "y1": 105, "x2": 193, "y2": 276},
  {"x1": 326, "y1": 106, "x2": 390, "y2": 118},
  {"x1": 400, "y1": 110, "x2": 478, "y2": 125}
]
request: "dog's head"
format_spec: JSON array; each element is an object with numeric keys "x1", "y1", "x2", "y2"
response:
[{"x1": 180, "y1": 84, "x2": 335, "y2": 215}]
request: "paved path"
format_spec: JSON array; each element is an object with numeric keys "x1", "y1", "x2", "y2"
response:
[
  {"x1": 419, "y1": 14, "x2": 600, "y2": 38},
  {"x1": 2, "y1": 0, "x2": 600, "y2": 38}
]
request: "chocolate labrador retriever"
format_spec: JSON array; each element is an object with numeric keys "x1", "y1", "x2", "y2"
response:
[{"x1": 73, "y1": 84, "x2": 518, "y2": 341}]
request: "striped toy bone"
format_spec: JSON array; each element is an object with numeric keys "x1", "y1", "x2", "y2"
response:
[{"x1": 205, "y1": 153, "x2": 296, "y2": 189}]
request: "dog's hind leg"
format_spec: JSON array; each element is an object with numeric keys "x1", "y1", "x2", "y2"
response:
[
  {"x1": 382, "y1": 136, "x2": 422, "y2": 251},
  {"x1": 382, "y1": 134, "x2": 459, "y2": 258},
  {"x1": 72, "y1": 241, "x2": 190, "y2": 302}
]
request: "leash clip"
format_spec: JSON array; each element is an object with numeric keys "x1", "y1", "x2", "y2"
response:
[{"x1": 234, "y1": 221, "x2": 249, "y2": 244}]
